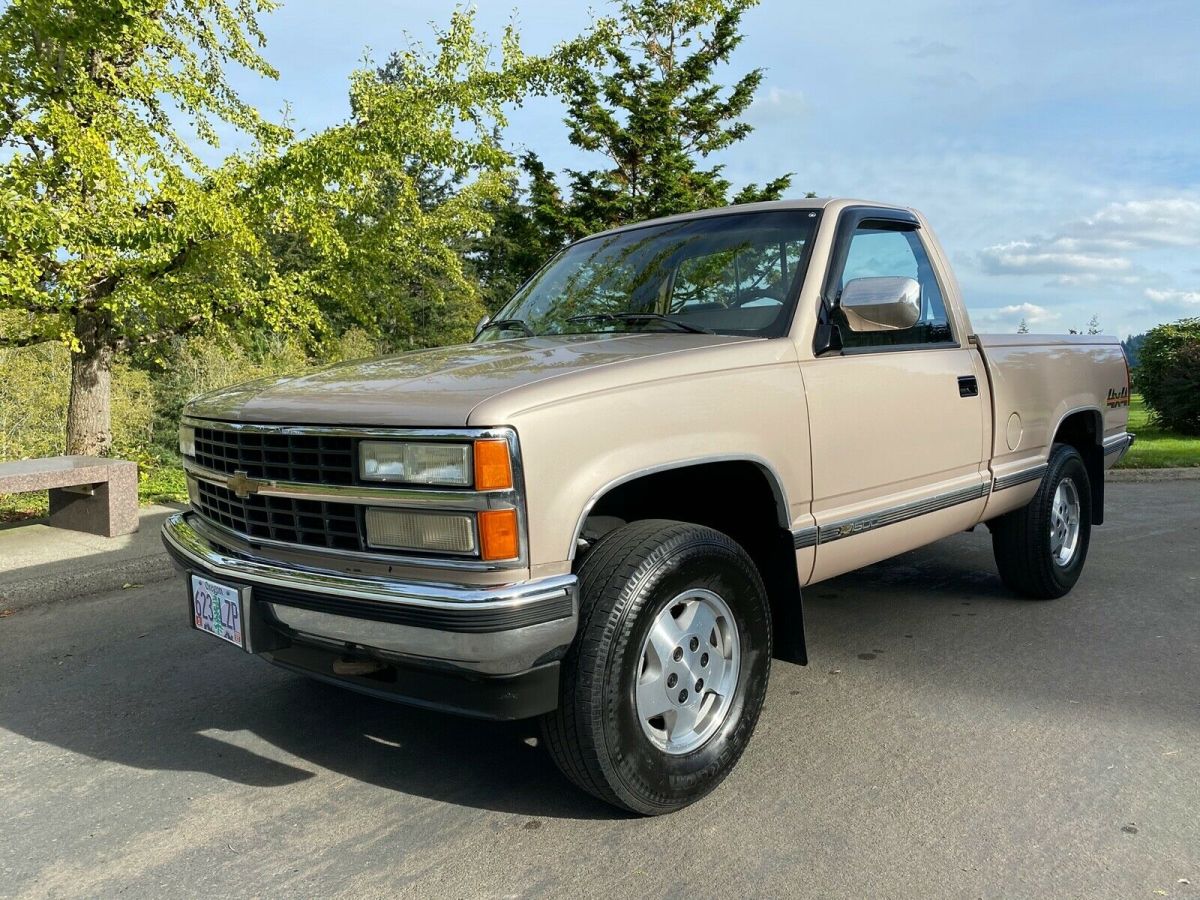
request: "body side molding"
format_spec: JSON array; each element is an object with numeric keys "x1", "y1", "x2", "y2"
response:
[
  {"x1": 993, "y1": 463, "x2": 1049, "y2": 492},
  {"x1": 793, "y1": 480, "x2": 991, "y2": 548}
]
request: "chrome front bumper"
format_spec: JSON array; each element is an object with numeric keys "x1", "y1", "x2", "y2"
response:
[{"x1": 161, "y1": 512, "x2": 578, "y2": 677}]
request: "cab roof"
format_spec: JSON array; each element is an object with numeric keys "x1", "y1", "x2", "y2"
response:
[{"x1": 586, "y1": 197, "x2": 914, "y2": 241}]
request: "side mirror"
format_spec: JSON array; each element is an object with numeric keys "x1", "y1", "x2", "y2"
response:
[
  {"x1": 839, "y1": 276, "x2": 921, "y2": 332},
  {"x1": 474, "y1": 314, "x2": 491, "y2": 338}
]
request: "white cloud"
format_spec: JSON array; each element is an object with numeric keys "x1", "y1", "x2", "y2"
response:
[
  {"x1": 1050, "y1": 272, "x2": 1143, "y2": 287},
  {"x1": 979, "y1": 240, "x2": 1132, "y2": 276},
  {"x1": 1065, "y1": 199, "x2": 1200, "y2": 250},
  {"x1": 997, "y1": 302, "x2": 1059, "y2": 324},
  {"x1": 1145, "y1": 288, "x2": 1200, "y2": 306},
  {"x1": 974, "y1": 302, "x2": 1062, "y2": 332},
  {"x1": 976, "y1": 197, "x2": 1200, "y2": 311}
]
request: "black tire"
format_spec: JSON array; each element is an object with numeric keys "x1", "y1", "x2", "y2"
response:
[
  {"x1": 541, "y1": 519, "x2": 772, "y2": 815},
  {"x1": 992, "y1": 444, "x2": 1092, "y2": 599}
]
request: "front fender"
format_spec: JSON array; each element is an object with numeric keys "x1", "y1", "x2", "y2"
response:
[{"x1": 486, "y1": 361, "x2": 813, "y2": 568}]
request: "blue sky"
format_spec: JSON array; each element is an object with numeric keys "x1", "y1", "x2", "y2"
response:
[{"x1": 217, "y1": 0, "x2": 1200, "y2": 338}]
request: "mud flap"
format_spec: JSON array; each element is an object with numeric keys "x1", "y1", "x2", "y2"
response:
[{"x1": 766, "y1": 529, "x2": 808, "y2": 665}]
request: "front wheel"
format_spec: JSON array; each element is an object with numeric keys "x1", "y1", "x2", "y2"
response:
[
  {"x1": 992, "y1": 443, "x2": 1092, "y2": 599},
  {"x1": 541, "y1": 519, "x2": 772, "y2": 815}
]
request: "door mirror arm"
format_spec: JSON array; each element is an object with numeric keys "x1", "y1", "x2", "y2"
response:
[
  {"x1": 813, "y1": 320, "x2": 843, "y2": 356},
  {"x1": 813, "y1": 291, "x2": 844, "y2": 356}
]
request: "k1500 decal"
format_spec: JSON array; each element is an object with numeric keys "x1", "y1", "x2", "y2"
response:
[{"x1": 1107, "y1": 387, "x2": 1130, "y2": 408}]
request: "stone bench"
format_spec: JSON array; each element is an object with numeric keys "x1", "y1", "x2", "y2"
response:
[{"x1": 0, "y1": 456, "x2": 139, "y2": 537}]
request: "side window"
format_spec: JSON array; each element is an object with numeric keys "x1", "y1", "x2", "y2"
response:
[{"x1": 833, "y1": 226, "x2": 954, "y2": 349}]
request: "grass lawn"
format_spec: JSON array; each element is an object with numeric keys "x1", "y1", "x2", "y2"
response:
[{"x1": 1117, "y1": 394, "x2": 1200, "y2": 469}]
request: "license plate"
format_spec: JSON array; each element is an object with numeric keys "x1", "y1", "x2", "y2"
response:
[{"x1": 191, "y1": 574, "x2": 245, "y2": 648}]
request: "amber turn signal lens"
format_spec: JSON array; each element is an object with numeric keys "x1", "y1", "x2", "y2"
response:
[
  {"x1": 478, "y1": 508, "x2": 519, "y2": 560},
  {"x1": 473, "y1": 439, "x2": 512, "y2": 490}
]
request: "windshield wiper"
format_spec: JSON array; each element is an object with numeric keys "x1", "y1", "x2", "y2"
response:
[
  {"x1": 477, "y1": 318, "x2": 534, "y2": 337},
  {"x1": 566, "y1": 312, "x2": 713, "y2": 334}
]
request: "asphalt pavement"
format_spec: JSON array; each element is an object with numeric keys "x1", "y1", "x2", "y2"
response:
[{"x1": 1, "y1": 482, "x2": 1197, "y2": 899}]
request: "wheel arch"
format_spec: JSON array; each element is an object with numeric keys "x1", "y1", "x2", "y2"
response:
[
  {"x1": 1051, "y1": 406, "x2": 1105, "y2": 525},
  {"x1": 571, "y1": 458, "x2": 807, "y2": 664}
]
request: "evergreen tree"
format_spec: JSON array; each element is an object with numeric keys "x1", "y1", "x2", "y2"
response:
[
  {"x1": 470, "y1": 153, "x2": 571, "y2": 312},
  {"x1": 560, "y1": 0, "x2": 792, "y2": 236},
  {"x1": 476, "y1": 0, "x2": 799, "y2": 307}
]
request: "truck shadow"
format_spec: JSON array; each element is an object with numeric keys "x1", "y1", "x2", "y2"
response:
[
  {"x1": 2, "y1": 495, "x2": 1195, "y2": 822},
  {"x1": 0, "y1": 585, "x2": 624, "y2": 820}
]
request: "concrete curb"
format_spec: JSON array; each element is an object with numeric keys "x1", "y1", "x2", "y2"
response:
[
  {"x1": 0, "y1": 504, "x2": 181, "y2": 614},
  {"x1": 0, "y1": 551, "x2": 175, "y2": 613},
  {"x1": 1108, "y1": 467, "x2": 1200, "y2": 482}
]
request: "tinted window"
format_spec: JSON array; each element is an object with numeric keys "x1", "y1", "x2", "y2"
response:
[{"x1": 834, "y1": 226, "x2": 953, "y2": 349}]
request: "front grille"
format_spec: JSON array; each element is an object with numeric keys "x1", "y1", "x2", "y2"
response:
[
  {"x1": 195, "y1": 480, "x2": 362, "y2": 552},
  {"x1": 194, "y1": 426, "x2": 356, "y2": 485}
]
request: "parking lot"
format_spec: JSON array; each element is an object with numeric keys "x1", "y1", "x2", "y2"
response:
[{"x1": 1, "y1": 481, "x2": 1196, "y2": 899}]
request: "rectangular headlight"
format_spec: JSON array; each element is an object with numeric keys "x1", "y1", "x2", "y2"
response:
[
  {"x1": 364, "y1": 508, "x2": 476, "y2": 554},
  {"x1": 179, "y1": 424, "x2": 196, "y2": 458},
  {"x1": 360, "y1": 441, "x2": 471, "y2": 486}
]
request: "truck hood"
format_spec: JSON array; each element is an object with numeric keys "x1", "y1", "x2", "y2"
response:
[{"x1": 186, "y1": 333, "x2": 757, "y2": 427}]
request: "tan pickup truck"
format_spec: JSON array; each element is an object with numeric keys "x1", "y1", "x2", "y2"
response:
[{"x1": 164, "y1": 198, "x2": 1133, "y2": 814}]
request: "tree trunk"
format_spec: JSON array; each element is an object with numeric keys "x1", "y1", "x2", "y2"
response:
[{"x1": 66, "y1": 312, "x2": 115, "y2": 456}]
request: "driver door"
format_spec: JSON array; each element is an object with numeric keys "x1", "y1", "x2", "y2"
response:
[{"x1": 804, "y1": 214, "x2": 989, "y2": 583}]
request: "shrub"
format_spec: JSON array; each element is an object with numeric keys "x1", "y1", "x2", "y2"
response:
[
  {"x1": 1, "y1": 327, "x2": 386, "y2": 464},
  {"x1": 0, "y1": 343, "x2": 154, "y2": 461},
  {"x1": 1, "y1": 328, "x2": 394, "y2": 520},
  {"x1": 1136, "y1": 318, "x2": 1200, "y2": 436},
  {"x1": 149, "y1": 333, "x2": 312, "y2": 454},
  {"x1": 0, "y1": 343, "x2": 68, "y2": 460}
]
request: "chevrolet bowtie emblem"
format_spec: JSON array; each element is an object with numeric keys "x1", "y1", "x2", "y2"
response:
[{"x1": 226, "y1": 470, "x2": 263, "y2": 499}]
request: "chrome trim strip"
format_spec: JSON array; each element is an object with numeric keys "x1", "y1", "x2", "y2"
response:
[
  {"x1": 816, "y1": 480, "x2": 991, "y2": 545},
  {"x1": 182, "y1": 415, "x2": 514, "y2": 443},
  {"x1": 183, "y1": 459, "x2": 507, "y2": 511},
  {"x1": 993, "y1": 463, "x2": 1049, "y2": 492},
  {"x1": 792, "y1": 526, "x2": 818, "y2": 550},
  {"x1": 163, "y1": 512, "x2": 572, "y2": 611},
  {"x1": 1104, "y1": 432, "x2": 1134, "y2": 457},
  {"x1": 186, "y1": 483, "x2": 518, "y2": 573}
]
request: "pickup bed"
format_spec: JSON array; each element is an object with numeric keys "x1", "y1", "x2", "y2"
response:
[{"x1": 163, "y1": 198, "x2": 1133, "y2": 814}]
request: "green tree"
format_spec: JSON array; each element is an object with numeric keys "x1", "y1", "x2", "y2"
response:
[
  {"x1": 0, "y1": 0, "x2": 301, "y2": 455},
  {"x1": 559, "y1": 0, "x2": 793, "y2": 236},
  {"x1": 1136, "y1": 318, "x2": 1200, "y2": 435},
  {"x1": 1, "y1": 2, "x2": 564, "y2": 454},
  {"x1": 1121, "y1": 331, "x2": 1146, "y2": 368},
  {"x1": 288, "y1": 15, "x2": 569, "y2": 345},
  {"x1": 469, "y1": 153, "x2": 571, "y2": 312}
]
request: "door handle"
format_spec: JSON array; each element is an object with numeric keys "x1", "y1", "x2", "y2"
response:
[{"x1": 957, "y1": 375, "x2": 979, "y2": 398}]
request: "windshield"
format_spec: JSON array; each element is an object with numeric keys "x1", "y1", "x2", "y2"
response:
[{"x1": 478, "y1": 209, "x2": 820, "y2": 340}]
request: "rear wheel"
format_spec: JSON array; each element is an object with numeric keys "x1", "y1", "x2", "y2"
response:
[
  {"x1": 541, "y1": 519, "x2": 772, "y2": 815},
  {"x1": 992, "y1": 443, "x2": 1092, "y2": 599}
]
